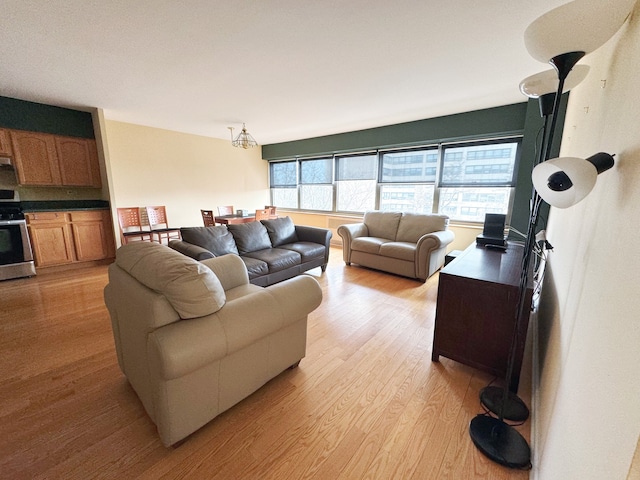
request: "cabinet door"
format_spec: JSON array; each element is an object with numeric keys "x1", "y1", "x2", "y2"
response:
[
  {"x1": 55, "y1": 136, "x2": 96, "y2": 187},
  {"x1": 28, "y1": 221, "x2": 75, "y2": 267},
  {"x1": 10, "y1": 131, "x2": 62, "y2": 186},
  {"x1": 0, "y1": 129, "x2": 12, "y2": 157},
  {"x1": 70, "y1": 211, "x2": 114, "y2": 261},
  {"x1": 86, "y1": 139, "x2": 102, "y2": 188}
]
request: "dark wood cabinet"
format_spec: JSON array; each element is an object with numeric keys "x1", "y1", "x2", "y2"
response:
[{"x1": 431, "y1": 243, "x2": 533, "y2": 392}]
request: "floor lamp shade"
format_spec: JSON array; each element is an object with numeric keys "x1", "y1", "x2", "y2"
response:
[
  {"x1": 532, "y1": 156, "x2": 599, "y2": 208},
  {"x1": 524, "y1": 0, "x2": 636, "y2": 63},
  {"x1": 519, "y1": 65, "x2": 590, "y2": 98}
]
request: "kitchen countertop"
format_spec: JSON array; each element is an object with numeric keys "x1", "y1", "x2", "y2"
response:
[{"x1": 21, "y1": 200, "x2": 110, "y2": 212}]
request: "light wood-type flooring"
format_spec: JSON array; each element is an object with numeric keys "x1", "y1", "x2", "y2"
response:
[{"x1": 0, "y1": 247, "x2": 531, "y2": 479}]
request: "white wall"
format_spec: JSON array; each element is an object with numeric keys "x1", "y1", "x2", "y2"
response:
[
  {"x1": 102, "y1": 120, "x2": 268, "y2": 244},
  {"x1": 534, "y1": 4, "x2": 640, "y2": 479}
]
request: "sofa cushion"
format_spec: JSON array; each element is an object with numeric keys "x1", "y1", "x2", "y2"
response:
[
  {"x1": 228, "y1": 221, "x2": 273, "y2": 254},
  {"x1": 261, "y1": 216, "x2": 299, "y2": 247},
  {"x1": 115, "y1": 242, "x2": 226, "y2": 319},
  {"x1": 180, "y1": 226, "x2": 239, "y2": 256},
  {"x1": 244, "y1": 248, "x2": 301, "y2": 273},
  {"x1": 363, "y1": 211, "x2": 402, "y2": 240},
  {"x1": 279, "y1": 242, "x2": 326, "y2": 262},
  {"x1": 396, "y1": 213, "x2": 448, "y2": 243},
  {"x1": 379, "y1": 242, "x2": 416, "y2": 262},
  {"x1": 239, "y1": 256, "x2": 269, "y2": 279},
  {"x1": 351, "y1": 237, "x2": 390, "y2": 254}
]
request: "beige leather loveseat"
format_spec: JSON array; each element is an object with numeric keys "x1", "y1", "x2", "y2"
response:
[
  {"x1": 338, "y1": 211, "x2": 454, "y2": 281},
  {"x1": 104, "y1": 242, "x2": 322, "y2": 446}
]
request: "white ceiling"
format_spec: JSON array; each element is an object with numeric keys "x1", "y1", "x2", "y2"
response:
[{"x1": 0, "y1": 0, "x2": 569, "y2": 145}]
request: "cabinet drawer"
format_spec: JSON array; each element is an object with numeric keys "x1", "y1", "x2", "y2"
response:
[
  {"x1": 69, "y1": 210, "x2": 106, "y2": 222},
  {"x1": 26, "y1": 212, "x2": 69, "y2": 224}
]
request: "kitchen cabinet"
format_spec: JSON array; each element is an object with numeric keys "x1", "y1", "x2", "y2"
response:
[
  {"x1": 26, "y1": 212, "x2": 74, "y2": 267},
  {"x1": 10, "y1": 131, "x2": 62, "y2": 186},
  {"x1": 26, "y1": 210, "x2": 115, "y2": 268},
  {"x1": 10, "y1": 130, "x2": 101, "y2": 187},
  {"x1": 0, "y1": 129, "x2": 13, "y2": 157}
]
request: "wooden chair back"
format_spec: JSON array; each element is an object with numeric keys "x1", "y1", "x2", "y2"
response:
[
  {"x1": 116, "y1": 207, "x2": 152, "y2": 244},
  {"x1": 254, "y1": 208, "x2": 271, "y2": 221},
  {"x1": 265, "y1": 205, "x2": 277, "y2": 216},
  {"x1": 217, "y1": 205, "x2": 234, "y2": 216},
  {"x1": 145, "y1": 206, "x2": 181, "y2": 244},
  {"x1": 201, "y1": 210, "x2": 215, "y2": 226}
]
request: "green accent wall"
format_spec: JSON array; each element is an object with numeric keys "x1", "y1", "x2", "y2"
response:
[
  {"x1": 0, "y1": 96, "x2": 95, "y2": 138},
  {"x1": 262, "y1": 100, "x2": 567, "y2": 235}
]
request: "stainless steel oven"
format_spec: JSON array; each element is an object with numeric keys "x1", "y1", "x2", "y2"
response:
[{"x1": 0, "y1": 190, "x2": 36, "y2": 281}]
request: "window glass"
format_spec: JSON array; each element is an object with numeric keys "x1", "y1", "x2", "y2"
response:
[
  {"x1": 440, "y1": 141, "x2": 519, "y2": 186},
  {"x1": 379, "y1": 184, "x2": 434, "y2": 213},
  {"x1": 438, "y1": 186, "x2": 512, "y2": 222},
  {"x1": 300, "y1": 158, "x2": 332, "y2": 184},
  {"x1": 336, "y1": 154, "x2": 377, "y2": 212},
  {"x1": 381, "y1": 149, "x2": 437, "y2": 183},
  {"x1": 270, "y1": 160, "x2": 298, "y2": 208}
]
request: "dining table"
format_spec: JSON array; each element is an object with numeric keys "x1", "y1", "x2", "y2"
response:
[{"x1": 214, "y1": 213, "x2": 277, "y2": 225}]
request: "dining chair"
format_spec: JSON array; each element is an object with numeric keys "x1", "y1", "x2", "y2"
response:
[
  {"x1": 217, "y1": 205, "x2": 234, "y2": 216},
  {"x1": 265, "y1": 205, "x2": 277, "y2": 217},
  {"x1": 116, "y1": 207, "x2": 153, "y2": 244},
  {"x1": 254, "y1": 208, "x2": 271, "y2": 221},
  {"x1": 145, "y1": 206, "x2": 181, "y2": 244},
  {"x1": 201, "y1": 209, "x2": 215, "y2": 226}
]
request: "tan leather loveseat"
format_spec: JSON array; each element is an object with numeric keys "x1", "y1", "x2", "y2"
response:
[
  {"x1": 104, "y1": 242, "x2": 322, "y2": 446},
  {"x1": 338, "y1": 211, "x2": 454, "y2": 281}
]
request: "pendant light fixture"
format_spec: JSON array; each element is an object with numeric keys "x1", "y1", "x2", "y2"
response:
[{"x1": 228, "y1": 123, "x2": 258, "y2": 149}]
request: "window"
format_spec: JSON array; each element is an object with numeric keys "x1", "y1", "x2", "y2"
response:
[
  {"x1": 335, "y1": 154, "x2": 377, "y2": 212},
  {"x1": 438, "y1": 140, "x2": 520, "y2": 221},
  {"x1": 379, "y1": 148, "x2": 437, "y2": 213},
  {"x1": 268, "y1": 136, "x2": 521, "y2": 222},
  {"x1": 269, "y1": 161, "x2": 298, "y2": 208},
  {"x1": 300, "y1": 157, "x2": 333, "y2": 211}
]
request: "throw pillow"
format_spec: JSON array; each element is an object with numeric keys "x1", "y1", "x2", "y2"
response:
[{"x1": 261, "y1": 216, "x2": 299, "y2": 247}]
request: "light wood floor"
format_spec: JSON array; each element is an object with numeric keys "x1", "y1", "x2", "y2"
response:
[{"x1": 0, "y1": 247, "x2": 530, "y2": 479}]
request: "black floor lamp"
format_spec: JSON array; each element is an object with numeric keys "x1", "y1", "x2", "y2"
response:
[{"x1": 468, "y1": 0, "x2": 632, "y2": 469}]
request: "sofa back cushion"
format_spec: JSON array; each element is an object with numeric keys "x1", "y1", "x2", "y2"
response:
[
  {"x1": 261, "y1": 216, "x2": 299, "y2": 247},
  {"x1": 180, "y1": 226, "x2": 239, "y2": 256},
  {"x1": 228, "y1": 221, "x2": 273, "y2": 254},
  {"x1": 115, "y1": 242, "x2": 226, "y2": 319},
  {"x1": 363, "y1": 211, "x2": 402, "y2": 240},
  {"x1": 396, "y1": 213, "x2": 449, "y2": 243}
]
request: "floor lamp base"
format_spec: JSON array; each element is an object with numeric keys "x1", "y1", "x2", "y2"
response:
[
  {"x1": 480, "y1": 386, "x2": 530, "y2": 422},
  {"x1": 469, "y1": 414, "x2": 531, "y2": 469}
]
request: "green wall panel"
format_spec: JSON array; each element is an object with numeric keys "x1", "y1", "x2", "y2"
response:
[{"x1": 0, "y1": 96, "x2": 95, "y2": 138}]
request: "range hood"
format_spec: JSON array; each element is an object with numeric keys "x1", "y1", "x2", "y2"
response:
[{"x1": 0, "y1": 157, "x2": 13, "y2": 168}]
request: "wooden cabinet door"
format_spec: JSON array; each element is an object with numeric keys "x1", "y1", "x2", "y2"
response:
[
  {"x1": 55, "y1": 136, "x2": 95, "y2": 187},
  {"x1": 86, "y1": 139, "x2": 102, "y2": 188},
  {"x1": 27, "y1": 212, "x2": 75, "y2": 267},
  {"x1": 10, "y1": 131, "x2": 62, "y2": 186},
  {"x1": 0, "y1": 129, "x2": 13, "y2": 157},
  {"x1": 70, "y1": 211, "x2": 114, "y2": 261}
]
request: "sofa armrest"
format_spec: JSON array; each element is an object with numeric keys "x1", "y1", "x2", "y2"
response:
[
  {"x1": 415, "y1": 229, "x2": 456, "y2": 280},
  {"x1": 169, "y1": 240, "x2": 215, "y2": 261},
  {"x1": 295, "y1": 225, "x2": 332, "y2": 265},
  {"x1": 200, "y1": 254, "x2": 249, "y2": 291},
  {"x1": 337, "y1": 223, "x2": 368, "y2": 263},
  {"x1": 148, "y1": 275, "x2": 322, "y2": 380}
]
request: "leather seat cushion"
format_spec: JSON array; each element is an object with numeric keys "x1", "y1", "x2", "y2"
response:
[
  {"x1": 239, "y1": 256, "x2": 269, "y2": 279},
  {"x1": 378, "y1": 242, "x2": 416, "y2": 261},
  {"x1": 279, "y1": 242, "x2": 326, "y2": 261},
  {"x1": 244, "y1": 248, "x2": 301, "y2": 273},
  {"x1": 351, "y1": 237, "x2": 390, "y2": 254}
]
